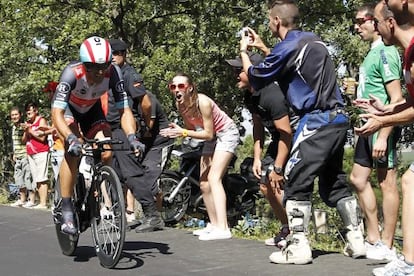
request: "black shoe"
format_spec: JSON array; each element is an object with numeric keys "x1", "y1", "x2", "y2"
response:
[
  {"x1": 135, "y1": 216, "x2": 164, "y2": 233},
  {"x1": 61, "y1": 209, "x2": 78, "y2": 235}
]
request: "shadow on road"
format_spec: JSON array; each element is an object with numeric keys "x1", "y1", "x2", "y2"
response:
[{"x1": 112, "y1": 241, "x2": 172, "y2": 270}]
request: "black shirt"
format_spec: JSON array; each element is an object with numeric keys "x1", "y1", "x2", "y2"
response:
[{"x1": 245, "y1": 82, "x2": 298, "y2": 141}]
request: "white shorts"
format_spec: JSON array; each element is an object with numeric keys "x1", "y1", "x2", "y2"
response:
[
  {"x1": 202, "y1": 123, "x2": 240, "y2": 155},
  {"x1": 28, "y1": 151, "x2": 50, "y2": 184}
]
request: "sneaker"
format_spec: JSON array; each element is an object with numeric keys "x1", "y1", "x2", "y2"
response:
[
  {"x1": 343, "y1": 226, "x2": 366, "y2": 259},
  {"x1": 198, "y1": 228, "x2": 232, "y2": 241},
  {"x1": 265, "y1": 226, "x2": 290, "y2": 248},
  {"x1": 10, "y1": 199, "x2": 24, "y2": 207},
  {"x1": 32, "y1": 204, "x2": 48, "y2": 210},
  {"x1": 126, "y1": 211, "x2": 136, "y2": 223},
  {"x1": 269, "y1": 234, "x2": 313, "y2": 265},
  {"x1": 365, "y1": 240, "x2": 397, "y2": 262},
  {"x1": 372, "y1": 257, "x2": 414, "y2": 276},
  {"x1": 22, "y1": 201, "x2": 36, "y2": 208},
  {"x1": 193, "y1": 223, "x2": 214, "y2": 236},
  {"x1": 100, "y1": 206, "x2": 114, "y2": 220}
]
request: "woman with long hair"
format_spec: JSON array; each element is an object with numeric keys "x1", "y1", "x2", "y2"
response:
[{"x1": 160, "y1": 72, "x2": 239, "y2": 241}]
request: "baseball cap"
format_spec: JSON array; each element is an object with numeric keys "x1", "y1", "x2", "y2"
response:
[
  {"x1": 109, "y1": 39, "x2": 128, "y2": 51},
  {"x1": 225, "y1": 51, "x2": 263, "y2": 67}
]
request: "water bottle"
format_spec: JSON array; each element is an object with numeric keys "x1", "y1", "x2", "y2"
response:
[
  {"x1": 79, "y1": 155, "x2": 93, "y2": 189},
  {"x1": 198, "y1": 219, "x2": 205, "y2": 228},
  {"x1": 185, "y1": 217, "x2": 198, "y2": 227}
]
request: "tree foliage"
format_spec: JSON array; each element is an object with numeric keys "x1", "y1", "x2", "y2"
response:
[{"x1": 1, "y1": 0, "x2": 412, "y2": 160}]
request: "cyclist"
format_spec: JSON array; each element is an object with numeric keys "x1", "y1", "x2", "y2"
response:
[{"x1": 51, "y1": 36, "x2": 144, "y2": 235}]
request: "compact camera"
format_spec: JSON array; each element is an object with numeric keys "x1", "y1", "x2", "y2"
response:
[{"x1": 237, "y1": 27, "x2": 252, "y2": 44}]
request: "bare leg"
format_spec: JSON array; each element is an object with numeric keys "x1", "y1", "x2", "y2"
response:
[
  {"x1": 199, "y1": 155, "x2": 217, "y2": 226},
  {"x1": 377, "y1": 167, "x2": 399, "y2": 248},
  {"x1": 401, "y1": 170, "x2": 414, "y2": 263},
  {"x1": 207, "y1": 151, "x2": 233, "y2": 230},
  {"x1": 126, "y1": 189, "x2": 135, "y2": 213},
  {"x1": 37, "y1": 181, "x2": 49, "y2": 206},
  {"x1": 20, "y1": 188, "x2": 27, "y2": 202},
  {"x1": 28, "y1": 190, "x2": 36, "y2": 204},
  {"x1": 350, "y1": 163, "x2": 380, "y2": 243},
  {"x1": 260, "y1": 183, "x2": 288, "y2": 225}
]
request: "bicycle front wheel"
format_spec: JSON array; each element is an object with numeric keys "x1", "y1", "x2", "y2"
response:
[{"x1": 91, "y1": 165, "x2": 126, "y2": 269}]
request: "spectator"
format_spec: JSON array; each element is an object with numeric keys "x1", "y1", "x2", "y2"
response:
[
  {"x1": 43, "y1": 82, "x2": 64, "y2": 184},
  {"x1": 22, "y1": 102, "x2": 50, "y2": 209},
  {"x1": 384, "y1": 0, "x2": 414, "y2": 25},
  {"x1": 9, "y1": 106, "x2": 34, "y2": 207},
  {"x1": 355, "y1": 2, "x2": 414, "y2": 275},
  {"x1": 349, "y1": 3, "x2": 403, "y2": 262},
  {"x1": 226, "y1": 52, "x2": 296, "y2": 248},
  {"x1": 108, "y1": 38, "x2": 172, "y2": 232},
  {"x1": 51, "y1": 36, "x2": 141, "y2": 235},
  {"x1": 240, "y1": 0, "x2": 365, "y2": 264},
  {"x1": 160, "y1": 72, "x2": 240, "y2": 241}
]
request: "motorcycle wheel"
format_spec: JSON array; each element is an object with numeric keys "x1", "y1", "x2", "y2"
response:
[{"x1": 159, "y1": 171, "x2": 191, "y2": 225}]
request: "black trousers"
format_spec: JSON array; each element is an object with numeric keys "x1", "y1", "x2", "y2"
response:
[
  {"x1": 112, "y1": 127, "x2": 173, "y2": 206},
  {"x1": 284, "y1": 123, "x2": 352, "y2": 207}
]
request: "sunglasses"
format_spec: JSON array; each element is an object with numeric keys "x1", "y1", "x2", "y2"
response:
[
  {"x1": 168, "y1": 83, "x2": 188, "y2": 91},
  {"x1": 353, "y1": 16, "x2": 374, "y2": 26},
  {"x1": 84, "y1": 62, "x2": 111, "y2": 72},
  {"x1": 112, "y1": 50, "x2": 125, "y2": 56}
]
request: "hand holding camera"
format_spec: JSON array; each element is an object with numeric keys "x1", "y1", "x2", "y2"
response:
[{"x1": 238, "y1": 27, "x2": 253, "y2": 47}]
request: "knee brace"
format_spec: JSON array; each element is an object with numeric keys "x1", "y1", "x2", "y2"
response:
[
  {"x1": 336, "y1": 196, "x2": 361, "y2": 229},
  {"x1": 286, "y1": 200, "x2": 312, "y2": 234}
]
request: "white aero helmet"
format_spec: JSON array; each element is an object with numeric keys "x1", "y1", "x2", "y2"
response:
[{"x1": 79, "y1": 36, "x2": 112, "y2": 64}]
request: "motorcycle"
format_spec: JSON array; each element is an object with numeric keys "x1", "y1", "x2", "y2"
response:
[{"x1": 158, "y1": 137, "x2": 261, "y2": 226}]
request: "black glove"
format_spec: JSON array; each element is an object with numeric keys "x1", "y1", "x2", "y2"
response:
[
  {"x1": 66, "y1": 133, "x2": 82, "y2": 157},
  {"x1": 127, "y1": 134, "x2": 146, "y2": 158}
]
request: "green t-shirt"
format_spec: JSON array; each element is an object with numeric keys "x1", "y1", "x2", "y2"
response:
[
  {"x1": 357, "y1": 39, "x2": 401, "y2": 104},
  {"x1": 12, "y1": 124, "x2": 26, "y2": 158}
]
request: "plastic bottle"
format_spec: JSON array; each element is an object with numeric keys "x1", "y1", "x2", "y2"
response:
[{"x1": 79, "y1": 155, "x2": 93, "y2": 189}]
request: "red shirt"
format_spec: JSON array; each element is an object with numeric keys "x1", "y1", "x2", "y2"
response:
[
  {"x1": 26, "y1": 116, "x2": 49, "y2": 155},
  {"x1": 404, "y1": 36, "x2": 414, "y2": 97}
]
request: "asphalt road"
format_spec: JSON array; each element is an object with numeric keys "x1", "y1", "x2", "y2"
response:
[{"x1": 0, "y1": 205, "x2": 384, "y2": 275}]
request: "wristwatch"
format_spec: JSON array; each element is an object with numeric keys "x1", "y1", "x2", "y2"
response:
[{"x1": 268, "y1": 164, "x2": 283, "y2": 175}]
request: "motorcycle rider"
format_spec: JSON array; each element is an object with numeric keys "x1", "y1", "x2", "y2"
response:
[{"x1": 226, "y1": 52, "x2": 297, "y2": 248}]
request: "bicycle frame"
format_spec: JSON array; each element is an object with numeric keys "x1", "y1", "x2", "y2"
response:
[{"x1": 53, "y1": 137, "x2": 127, "y2": 268}]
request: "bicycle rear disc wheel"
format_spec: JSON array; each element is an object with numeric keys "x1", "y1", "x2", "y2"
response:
[
  {"x1": 53, "y1": 178, "x2": 79, "y2": 256},
  {"x1": 91, "y1": 165, "x2": 126, "y2": 269},
  {"x1": 159, "y1": 172, "x2": 191, "y2": 225}
]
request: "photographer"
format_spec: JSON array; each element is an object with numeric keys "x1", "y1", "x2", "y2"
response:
[{"x1": 226, "y1": 52, "x2": 296, "y2": 248}]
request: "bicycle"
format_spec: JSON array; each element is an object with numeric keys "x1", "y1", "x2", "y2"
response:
[{"x1": 52, "y1": 137, "x2": 126, "y2": 268}]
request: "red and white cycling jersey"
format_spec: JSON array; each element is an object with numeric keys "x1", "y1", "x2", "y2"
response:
[{"x1": 52, "y1": 61, "x2": 128, "y2": 113}]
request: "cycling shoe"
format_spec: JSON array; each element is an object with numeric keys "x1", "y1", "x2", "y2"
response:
[{"x1": 60, "y1": 210, "x2": 78, "y2": 235}]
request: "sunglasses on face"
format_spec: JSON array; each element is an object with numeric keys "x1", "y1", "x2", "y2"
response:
[
  {"x1": 168, "y1": 83, "x2": 188, "y2": 91},
  {"x1": 84, "y1": 62, "x2": 111, "y2": 72},
  {"x1": 112, "y1": 50, "x2": 125, "y2": 56},
  {"x1": 353, "y1": 16, "x2": 374, "y2": 26}
]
